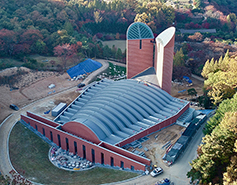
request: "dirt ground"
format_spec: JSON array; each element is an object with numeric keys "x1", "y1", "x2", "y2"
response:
[
  {"x1": 171, "y1": 76, "x2": 204, "y2": 100},
  {"x1": 0, "y1": 67, "x2": 80, "y2": 123},
  {"x1": 127, "y1": 124, "x2": 186, "y2": 170}
]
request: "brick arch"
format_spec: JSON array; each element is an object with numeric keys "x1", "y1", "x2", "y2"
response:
[{"x1": 61, "y1": 121, "x2": 100, "y2": 144}]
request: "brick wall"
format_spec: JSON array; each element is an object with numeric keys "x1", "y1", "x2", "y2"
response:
[
  {"x1": 127, "y1": 39, "x2": 154, "y2": 79},
  {"x1": 21, "y1": 113, "x2": 148, "y2": 171}
]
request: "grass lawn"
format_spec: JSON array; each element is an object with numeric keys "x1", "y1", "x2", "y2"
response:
[
  {"x1": 29, "y1": 55, "x2": 61, "y2": 64},
  {"x1": 102, "y1": 40, "x2": 126, "y2": 53},
  {"x1": 9, "y1": 123, "x2": 138, "y2": 185},
  {"x1": 0, "y1": 58, "x2": 23, "y2": 70}
]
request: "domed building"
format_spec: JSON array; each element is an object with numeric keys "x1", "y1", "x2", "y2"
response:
[{"x1": 21, "y1": 23, "x2": 193, "y2": 172}]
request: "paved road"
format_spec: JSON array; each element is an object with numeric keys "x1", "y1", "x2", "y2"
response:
[
  {"x1": 83, "y1": 59, "x2": 109, "y2": 85},
  {"x1": 0, "y1": 114, "x2": 16, "y2": 177}
]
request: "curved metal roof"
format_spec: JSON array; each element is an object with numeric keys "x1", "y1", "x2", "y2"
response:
[
  {"x1": 127, "y1": 22, "x2": 154, "y2": 40},
  {"x1": 156, "y1": 27, "x2": 175, "y2": 47},
  {"x1": 55, "y1": 79, "x2": 188, "y2": 145}
]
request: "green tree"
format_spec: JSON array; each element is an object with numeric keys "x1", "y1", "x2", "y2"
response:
[
  {"x1": 81, "y1": 36, "x2": 90, "y2": 57},
  {"x1": 188, "y1": 88, "x2": 197, "y2": 97},
  {"x1": 111, "y1": 45, "x2": 117, "y2": 58},
  {"x1": 204, "y1": 93, "x2": 237, "y2": 135},
  {"x1": 229, "y1": 13, "x2": 237, "y2": 23},
  {"x1": 188, "y1": 111, "x2": 237, "y2": 184},
  {"x1": 34, "y1": 39, "x2": 46, "y2": 54},
  {"x1": 173, "y1": 48, "x2": 185, "y2": 67},
  {"x1": 103, "y1": 45, "x2": 112, "y2": 59},
  {"x1": 64, "y1": 21, "x2": 74, "y2": 36},
  {"x1": 115, "y1": 48, "x2": 122, "y2": 61},
  {"x1": 202, "y1": 50, "x2": 237, "y2": 105}
]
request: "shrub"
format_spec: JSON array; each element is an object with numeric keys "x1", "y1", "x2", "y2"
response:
[
  {"x1": 119, "y1": 34, "x2": 126, "y2": 40},
  {"x1": 96, "y1": 33, "x2": 103, "y2": 39},
  {"x1": 105, "y1": 34, "x2": 114, "y2": 40}
]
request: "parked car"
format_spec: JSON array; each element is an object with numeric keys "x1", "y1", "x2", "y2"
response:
[
  {"x1": 77, "y1": 83, "x2": 85, "y2": 88},
  {"x1": 155, "y1": 178, "x2": 171, "y2": 185},
  {"x1": 150, "y1": 167, "x2": 163, "y2": 177},
  {"x1": 9, "y1": 104, "x2": 19, "y2": 111}
]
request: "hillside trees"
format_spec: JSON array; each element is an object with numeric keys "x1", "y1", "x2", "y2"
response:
[
  {"x1": 187, "y1": 107, "x2": 237, "y2": 184},
  {"x1": 201, "y1": 50, "x2": 237, "y2": 105},
  {"x1": 134, "y1": 2, "x2": 175, "y2": 30},
  {"x1": 0, "y1": 29, "x2": 16, "y2": 56},
  {"x1": 204, "y1": 93, "x2": 237, "y2": 135},
  {"x1": 0, "y1": 0, "x2": 175, "y2": 59},
  {"x1": 189, "y1": 49, "x2": 237, "y2": 184},
  {"x1": 208, "y1": 0, "x2": 237, "y2": 14}
]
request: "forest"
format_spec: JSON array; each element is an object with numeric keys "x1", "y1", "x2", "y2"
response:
[
  {"x1": 187, "y1": 51, "x2": 237, "y2": 185},
  {"x1": 1, "y1": 0, "x2": 237, "y2": 71},
  {"x1": 0, "y1": 0, "x2": 175, "y2": 61}
]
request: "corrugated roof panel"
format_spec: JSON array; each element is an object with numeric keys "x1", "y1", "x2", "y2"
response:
[{"x1": 55, "y1": 79, "x2": 189, "y2": 145}]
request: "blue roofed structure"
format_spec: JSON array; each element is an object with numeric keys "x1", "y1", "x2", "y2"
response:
[{"x1": 67, "y1": 59, "x2": 102, "y2": 78}]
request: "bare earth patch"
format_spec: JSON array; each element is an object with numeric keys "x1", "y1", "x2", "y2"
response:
[
  {"x1": 171, "y1": 76, "x2": 204, "y2": 100},
  {"x1": 127, "y1": 124, "x2": 186, "y2": 171},
  {"x1": 0, "y1": 67, "x2": 79, "y2": 123}
]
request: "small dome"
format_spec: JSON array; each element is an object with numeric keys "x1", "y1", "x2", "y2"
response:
[{"x1": 127, "y1": 22, "x2": 154, "y2": 40}]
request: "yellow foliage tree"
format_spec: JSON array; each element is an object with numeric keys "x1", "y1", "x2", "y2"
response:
[
  {"x1": 134, "y1": 12, "x2": 149, "y2": 23},
  {"x1": 201, "y1": 59, "x2": 210, "y2": 79},
  {"x1": 202, "y1": 50, "x2": 237, "y2": 104},
  {"x1": 94, "y1": 10, "x2": 103, "y2": 24}
]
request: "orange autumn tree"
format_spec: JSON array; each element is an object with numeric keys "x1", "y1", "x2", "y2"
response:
[{"x1": 53, "y1": 43, "x2": 78, "y2": 70}]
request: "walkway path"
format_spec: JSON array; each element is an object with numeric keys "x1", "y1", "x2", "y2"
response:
[{"x1": 191, "y1": 74, "x2": 204, "y2": 82}]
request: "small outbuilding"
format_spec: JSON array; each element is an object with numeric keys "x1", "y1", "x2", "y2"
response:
[
  {"x1": 48, "y1": 84, "x2": 55, "y2": 89},
  {"x1": 52, "y1": 103, "x2": 67, "y2": 117}
]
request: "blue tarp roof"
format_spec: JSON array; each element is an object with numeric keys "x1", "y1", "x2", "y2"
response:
[{"x1": 67, "y1": 59, "x2": 102, "y2": 78}]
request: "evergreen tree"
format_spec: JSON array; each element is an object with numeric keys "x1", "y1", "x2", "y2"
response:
[
  {"x1": 64, "y1": 21, "x2": 74, "y2": 36},
  {"x1": 201, "y1": 59, "x2": 210, "y2": 79},
  {"x1": 209, "y1": 57, "x2": 215, "y2": 73},
  {"x1": 173, "y1": 48, "x2": 185, "y2": 67},
  {"x1": 204, "y1": 93, "x2": 237, "y2": 134},
  {"x1": 188, "y1": 111, "x2": 237, "y2": 184},
  {"x1": 202, "y1": 50, "x2": 237, "y2": 105},
  {"x1": 115, "y1": 48, "x2": 122, "y2": 61}
]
